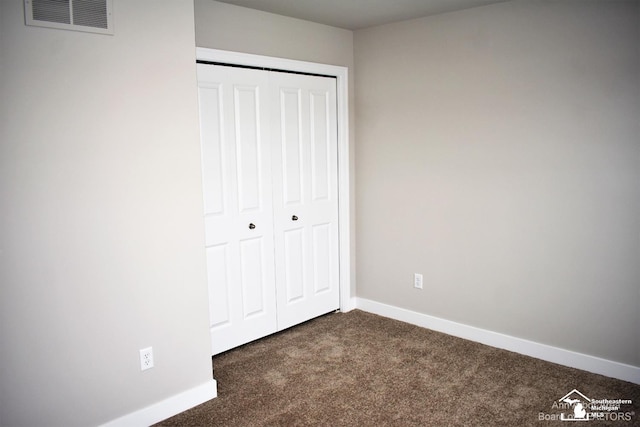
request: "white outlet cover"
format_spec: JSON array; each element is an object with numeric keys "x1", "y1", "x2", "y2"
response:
[
  {"x1": 414, "y1": 273, "x2": 423, "y2": 289},
  {"x1": 139, "y1": 347, "x2": 154, "y2": 371}
]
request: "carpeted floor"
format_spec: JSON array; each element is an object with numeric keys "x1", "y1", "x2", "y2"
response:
[{"x1": 156, "y1": 310, "x2": 639, "y2": 426}]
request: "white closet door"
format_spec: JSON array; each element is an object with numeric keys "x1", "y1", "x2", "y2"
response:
[
  {"x1": 270, "y1": 72, "x2": 340, "y2": 330},
  {"x1": 197, "y1": 64, "x2": 277, "y2": 355}
]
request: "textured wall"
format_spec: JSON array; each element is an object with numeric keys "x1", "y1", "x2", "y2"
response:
[
  {"x1": 0, "y1": 1, "x2": 213, "y2": 425},
  {"x1": 355, "y1": 0, "x2": 639, "y2": 366}
]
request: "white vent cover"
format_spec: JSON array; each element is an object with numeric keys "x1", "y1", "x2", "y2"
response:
[{"x1": 25, "y1": 0, "x2": 113, "y2": 35}]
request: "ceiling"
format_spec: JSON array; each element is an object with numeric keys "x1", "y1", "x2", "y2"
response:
[{"x1": 214, "y1": 0, "x2": 510, "y2": 30}]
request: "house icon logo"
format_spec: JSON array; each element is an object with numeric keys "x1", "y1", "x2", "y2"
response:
[{"x1": 557, "y1": 389, "x2": 591, "y2": 421}]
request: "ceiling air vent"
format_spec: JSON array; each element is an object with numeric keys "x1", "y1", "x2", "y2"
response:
[{"x1": 25, "y1": 0, "x2": 113, "y2": 35}]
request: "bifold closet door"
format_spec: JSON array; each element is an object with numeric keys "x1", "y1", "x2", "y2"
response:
[
  {"x1": 197, "y1": 64, "x2": 278, "y2": 355},
  {"x1": 270, "y1": 72, "x2": 340, "y2": 331},
  {"x1": 197, "y1": 63, "x2": 340, "y2": 355}
]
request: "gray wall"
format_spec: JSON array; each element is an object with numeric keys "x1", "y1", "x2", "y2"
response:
[
  {"x1": 194, "y1": 0, "x2": 357, "y2": 295},
  {"x1": 355, "y1": 0, "x2": 639, "y2": 367},
  {"x1": 195, "y1": 0, "x2": 354, "y2": 68},
  {"x1": 0, "y1": 1, "x2": 213, "y2": 425}
]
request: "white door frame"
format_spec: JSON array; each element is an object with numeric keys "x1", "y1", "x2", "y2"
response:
[{"x1": 196, "y1": 47, "x2": 354, "y2": 314}]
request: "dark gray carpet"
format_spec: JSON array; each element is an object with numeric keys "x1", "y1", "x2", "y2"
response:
[{"x1": 156, "y1": 310, "x2": 639, "y2": 426}]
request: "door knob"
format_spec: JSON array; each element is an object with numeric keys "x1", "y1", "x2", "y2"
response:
[
  {"x1": 292, "y1": 215, "x2": 298, "y2": 221},
  {"x1": 248, "y1": 223, "x2": 256, "y2": 229}
]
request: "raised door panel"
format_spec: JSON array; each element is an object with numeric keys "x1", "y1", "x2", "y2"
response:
[
  {"x1": 198, "y1": 84, "x2": 226, "y2": 217},
  {"x1": 310, "y1": 90, "x2": 331, "y2": 202},
  {"x1": 280, "y1": 87, "x2": 304, "y2": 206},
  {"x1": 234, "y1": 85, "x2": 263, "y2": 213},
  {"x1": 197, "y1": 64, "x2": 277, "y2": 355},
  {"x1": 311, "y1": 223, "x2": 332, "y2": 294}
]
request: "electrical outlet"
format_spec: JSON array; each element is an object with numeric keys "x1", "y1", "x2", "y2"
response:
[
  {"x1": 140, "y1": 347, "x2": 154, "y2": 371},
  {"x1": 414, "y1": 273, "x2": 423, "y2": 289}
]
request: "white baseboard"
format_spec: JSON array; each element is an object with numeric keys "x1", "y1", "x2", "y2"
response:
[
  {"x1": 100, "y1": 379, "x2": 217, "y2": 427},
  {"x1": 356, "y1": 298, "x2": 640, "y2": 385}
]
